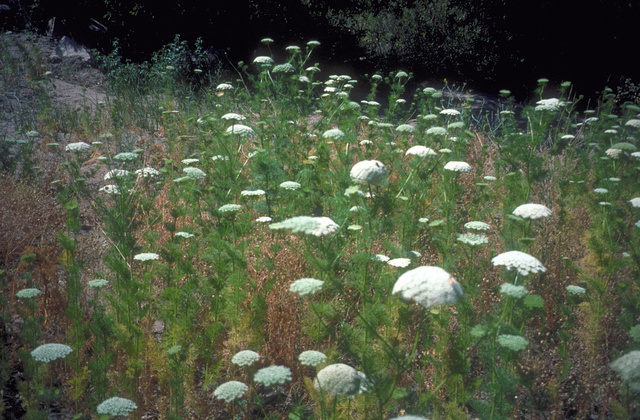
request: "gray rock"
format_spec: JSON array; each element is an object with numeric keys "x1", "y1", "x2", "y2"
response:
[{"x1": 51, "y1": 36, "x2": 91, "y2": 63}]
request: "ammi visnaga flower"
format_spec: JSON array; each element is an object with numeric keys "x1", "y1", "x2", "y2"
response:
[
  {"x1": 512, "y1": 203, "x2": 552, "y2": 220},
  {"x1": 492, "y1": 250, "x2": 546, "y2": 276},
  {"x1": 444, "y1": 161, "x2": 472, "y2": 173},
  {"x1": 96, "y1": 397, "x2": 137, "y2": 417},
  {"x1": 31, "y1": 343, "x2": 72, "y2": 362},
  {"x1": 314, "y1": 363, "x2": 364, "y2": 397},
  {"x1": 350, "y1": 160, "x2": 389, "y2": 186},
  {"x1": 254, "y1": 365, "x2": 292, "y2": 387},
  {"x1": 133, "y1": 253, "x2": 159, "y2": 262},
  {"x1": 299, "y1": 350, "x2": 327, "y2": 366},
  {"x1": 497, "y1": 334, "x2": 529, "y2": 351},
  {"x1": 232, "y1": 350, "x2": 260, "y2": 367},
  {"x1": 226, "y1": 124, "x2": 255, "y2": 136},
  {"x1": 290, "y1": 278, "x2": 324, "y2": 296},
  {"x1": 405, "y1": 145, "x2": 437, "y2": 158},
  {"x1": 611, "y1": 350, "x2": 640, "y2": 391},
  {"x1": 270, "y1": 216, "x2": 339, "y2": 237},
  {"x1": 214, "y1": 381, "x2": 248, "y2": 402},
  {"x1": 65, "y1": 142, "x2": 91, "y2": 153},
  {"x1": 392, "y1": 266, "x2": 463, "y2": 309}
]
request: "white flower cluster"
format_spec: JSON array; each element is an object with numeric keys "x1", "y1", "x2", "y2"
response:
[
  {"x1": 290, "y1": 278, "x2": 324, "y2": 296},
  {"x1": 444, "y1": 161, "x2": 471, "y2": 173},
  {"x1": 31, "y1": 343, "x2": 72, "y2": 362},
  {"x1": 133, "y1": 253, "x2": 159, "y2": 262},
  {"x1": 16, "y1": 288, "x2": 41, "y2": 299},
  {"x1": 610, "y1": 350, "x2": 640, "y2": 391},
  {"x1": 218, "y1": 204, "x2": 242, "y2": 214},
  {"x1": 241, "y1": 189, "x2": 266, "y2": 197},
  {"x1": 98, "y1": 185, "x2": 120, "y2": 194},
  {"x1": 396, "y1": 124, "x2": 415, "y2": 133},
  {"x1": 104, "y1": 169, "x2": 130, "y2": 181},
  {"x1": 630, "y1": 197, "x2": 640, "y2": 208},
  {"x1": 566, "y1": 285, "x2": 586, "y2": 295},
  {"x1": 226, "y1": 124, "x2": 254, "y2": 136},
  {"x1": 96, "y1": 397, "x2": 137, "y2": 416},
  {"x1": 314, "y1": 363, "x2": 364, "y2": 397},
  {"x1": 279, "y1": 181, "x2": 301, "y2": 190},
  {"x1": 464, "y1": 221, "x2": 490, "y2": 231},
  {"x1": 499, "y1": 283, "x2": 528, "y2": 299},
  {"x1": 440, "y1": 108, "x2": 460, "y2": 116},
  {"x1": 88, "y1": 279, "x2": 109, "y2": 288},
  {"x1": 135, "y1": 167, "x2": 160, "y2": 178},
  {"x1": 491, "y1": 251, "x2": 546, "y2": 276},
  {"x1": 183, "y1": 167, "x2": 206, "y2": 180},
  {"x1": 392, "y1": 266, "x2": 463, "y2": 309},
  {"x1": 625, "y1": 119, "x2": 640, "y2": 128},
  {"x1": 322, "y1": 128, "x2": 345, "y2": 140},
  {"x1": 273, "y1": 63, "x2": 295, "y2": 73},
  {"x1": 388, "y1": 416, "x2": 430, "y2": 420},
  {"x1": 65, "y1": 142, "x2": 91, "y2": 153},
  {"x1": 232, "y1": 350, "x2": 260, "y2": 367},
  {"x1": 299, "y1": 350, "x2": 327, "y2": 366},
  {"x1": 253, "y1": 56, "x2": 274, "y2": 66},
  {"x1": 426, "y1": 126, "x2": 448, "y2": 136},
  {"x1": 605, "y1": 148, "x2": 623, "y2": 159},
  {"x1": 350, "y1": 160, "x2": 389, "y2": 186},
  {"x1": 388, "y1": 258, "x2": 411, "y2": 268},
  {"x1": 456, "y1": 233, "x2": 488, "y2": 246},
  {"x1": 497, "y1": 334, "x2": 529, "y2": 351},
  {"x1": 535, "y1": 98, "x2": 565, "y2": 111},
  {"x1": 221, "y1": 113, "x2": 246, "y2": 121},
  {"x1": 512, "y1": 203, "x2": 552, "y2": 220},
  {"x1": 405, "y1": 145, "x2": 437, "y2": 158},
  {"x1": 214, "y1": 381, "x2": 248, "y2": 402},
  {"x1": 269, "y1": 216, "x2": 339, "y2": 237},
  {"x1": 113, "y1": 152, "x2": 138, "y2": 161},
  {"x1": 175, "y1": 231, "x2": 195, "y2": 238},
  {"x1": 254, "y1": 365, "x2": 292, "y2": 387}
]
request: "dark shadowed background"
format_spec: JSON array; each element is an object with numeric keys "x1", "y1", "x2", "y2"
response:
[{"x1": 2, "y1": 0, "x2": 638, "y2": 103}]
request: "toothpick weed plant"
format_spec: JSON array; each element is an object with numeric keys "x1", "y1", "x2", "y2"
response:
[{"x1": 4, "y1": 33, "x2": 640, "y2": 418}]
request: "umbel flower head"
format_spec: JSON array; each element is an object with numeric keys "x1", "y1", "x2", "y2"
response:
[
  {"x1": 280, "y1": 181, "x2": 301, "y2": 190},
  {"x1": 456, "y1": 233, "x2": 488, "y2": 246},
  {"x1": 492, "y1": 250, "x2": 546, "y2": 276},
  {"x1": 392, "y1": 266, "x2": 463, "y2": 309},
  {"x1": 610, "y1": 351, "x2": 640, "y2": 391},
  {"x1": 232, "y1": 350, "x2": 260, "y2": 367},
  {"x1": 254, "y1": 365, "x2": 292, "y2": 387},
  {"x1": 290, "y1": 278, "x2": 324, "y2": 296},
  {"x1": 322, "y1": 128, "x2": 345, "y2": 140},
  {"x1": 96, "y1": 397, "x2": 137, "y2": 417},
  {"x1": 512, "y1": 203, "x2": 552, "y2": 220},
  {"x1": 31, "y1": 343, "x2": 72, "y2": 362},
  {"x1": 65, "y1": 142, "x2": 91, "y2": 153},
  {"x1": 183, "y1": 167, "x2": 206, "y2": 180},
  {"x1": 350, "y1": 160, "x2": 389, "y2": 186},
  {"x1": 269, "y1": 216, "x2": 339, "y2": 237},
  {"x1": 214, "y1": 381, "x2": 249, "y2": 402},
  {"x1": 134, "y1": 252, "x2": 159, "y2": 262},
  {"x1": 499, "y1": 283, "x2": 528, "y2": 299},
  {"x1": 388, "y1": 416, "x2": 430, "y2": 420},
  {"x1": 497, "y1": 334, "x2": 529, "y2": 351},
  {"x1": 299, "y1": 350, "x2": 327, "y2": 366},
  {"x1": 405, "y1": 145, "x2": 437, "y2": 158},
  {"x1": 443, "y1": 161, "x2": 471, "y2": 173},
  {"x1": 16, "y1": 288, "x2": 41, "y2": 299},
  {"x1": 226, "y1": 124, "x2": 255, "y2": 136},
  {"x1": 314, "y1": 363, "x2": 363, "y2": 397}
]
